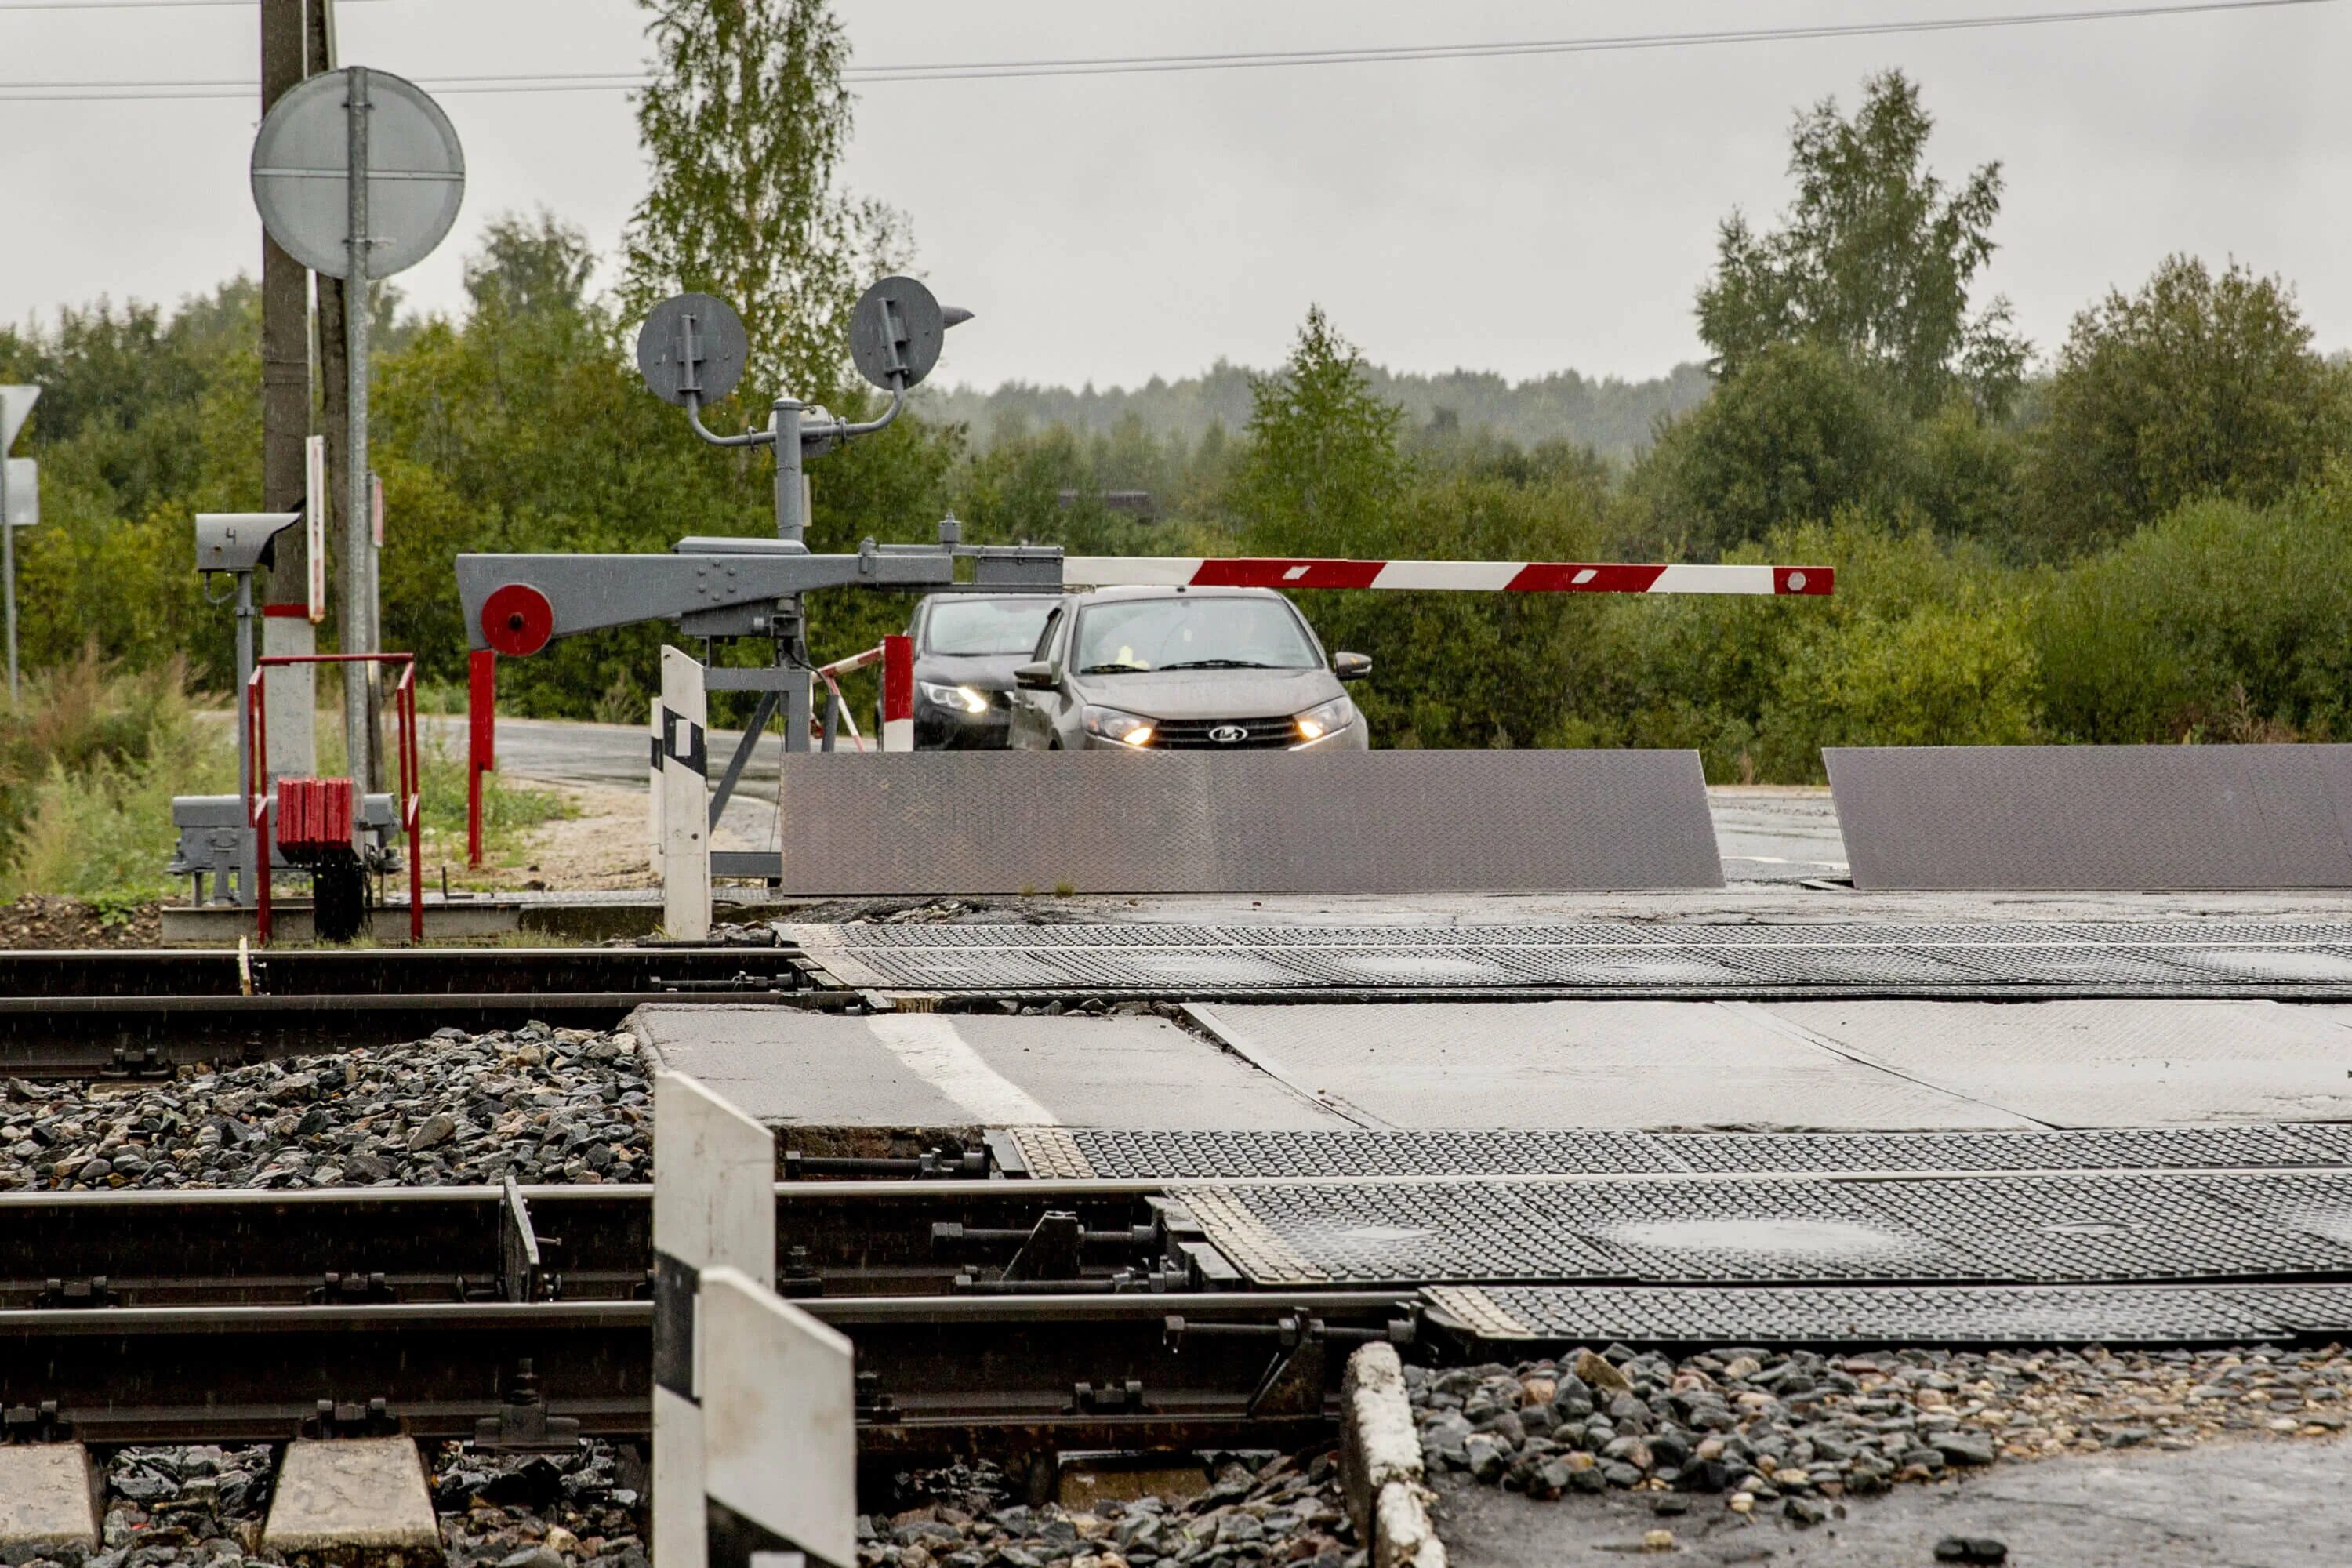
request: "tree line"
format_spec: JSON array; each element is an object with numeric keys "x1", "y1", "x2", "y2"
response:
[{"x1": 2, "y1": 56, "x2": 2348, "y2": 780}]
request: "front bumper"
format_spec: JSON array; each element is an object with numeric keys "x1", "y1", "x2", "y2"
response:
[{"x1": 915, "y1": 699, "x2": 1014, "y2": 750}]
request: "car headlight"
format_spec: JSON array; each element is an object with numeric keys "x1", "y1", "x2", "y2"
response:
[
  {"x1": 1082, "y1": 705, "x2": 1156, "y2": 747},
  {"x1": 918, "y1": 681, "x2": 991, "y2": 716},
  {"x1": 1294, "y1": 696, "x2": 1353, "y2": 742}
]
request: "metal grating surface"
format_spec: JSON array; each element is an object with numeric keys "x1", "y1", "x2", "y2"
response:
[
  {"x1": 1428, "y1": 1283, "x2": 2352, "y2": 1345},
  {"x1": 771, "y1": 750, "x2": 1723, "y2": 895},
  {"x1": 1825, "y1": 743, "x2": 2352, "y2": 891},
  {"x1": 1178, "y1": 1172, "x2": 2352, "y2": 1287},
  {"x1": 790, "y1": 920, "x2": 2352, "y2": 997},
  {"x1": 1022, "y1": 1123, "x2": 2352, "y2": 1180}
]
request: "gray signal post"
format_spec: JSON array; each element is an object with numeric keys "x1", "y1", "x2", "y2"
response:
[
  {"x1": 0, "y1": 386, "x2": 40, "y2": 702},
  {"x1": 251, "y1": 66, "x2": 461, "y2": 793}
]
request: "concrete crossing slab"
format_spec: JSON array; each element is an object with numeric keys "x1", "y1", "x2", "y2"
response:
[
  {"x1": 1770, "y1": 999, "x2": 2352, "y2": 1125},
  {"x1": 632, "y1": 1004, "x2": 1352, "y2": 1131},
  {"x1": 1188, "y1": 1001, "x2": 2032, "y2": 1130}
]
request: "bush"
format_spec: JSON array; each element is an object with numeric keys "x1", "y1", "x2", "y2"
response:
[{"x1": 2032, "y1": 477, "x2": 2352, "y2": 742}]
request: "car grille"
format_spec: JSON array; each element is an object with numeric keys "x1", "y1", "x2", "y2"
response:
[{"x1": 1150, "y1": 715, "x2": 1299, "y2": 750}]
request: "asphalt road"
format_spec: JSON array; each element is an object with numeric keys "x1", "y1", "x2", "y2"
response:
[
  {"x1": 1438, "y1": 1437, "x2": 2352, "y2": 1566},
  {"x1": 429, "y1": 717, "x2": 1853, "y2": 880}
]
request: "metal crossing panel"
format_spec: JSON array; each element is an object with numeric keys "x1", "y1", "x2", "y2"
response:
[
  {"x1": 1425, "y1": 1283, "x2": 2352, "y2": 1346},
  {"x1": 789, "y1": 920, "x2": 2352, "y2": 998},
  {"x1": 769, "y1": 750, "x2": 1724, "y2": 895},
  {"x1": 1171, "y1": 1171, "x2": 2352, "y2": 1288},
  {"x1": 1012, "y1": 1123, "x2": 2352, "y2": 1180},
  {"x1": 1826, "y1": 743, "x2": 2352, "y2": 891}
]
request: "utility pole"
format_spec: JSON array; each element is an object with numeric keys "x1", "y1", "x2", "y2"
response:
[
  {"x1": 303, "y1": 0, "x2": 372, "y2": 789},
  {"x1": 259, "y1": 0, "x2": 307, "y2": 564}
]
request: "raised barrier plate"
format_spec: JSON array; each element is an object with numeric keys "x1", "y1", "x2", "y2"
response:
[
  {"x1": 774, "y1": 750, "x2": 1722, "y2": 895},
  {"x1": 1825, "y1": 744, "x2": 2352, "y2": 891}
]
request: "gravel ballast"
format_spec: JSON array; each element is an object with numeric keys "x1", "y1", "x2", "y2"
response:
[
  {"x1": 1, "y1": 1025, "x2": 650, "y2": 1192},
  {"x1": 1411, "y1": 1341, "x2": 2352, "y2": 1524}
]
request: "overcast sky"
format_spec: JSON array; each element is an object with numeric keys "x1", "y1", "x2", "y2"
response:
[{"x1": 1, "y1": 0, "x2": 2345, "y2": 393}]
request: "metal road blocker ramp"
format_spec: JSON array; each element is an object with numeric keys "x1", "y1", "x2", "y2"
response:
[
  {"x1": 1828, "y1": 743, "x2": 2352, "y2": 891},
  {"x1": 765, "y1": 748, "x2": 1726, "y2": 895}
]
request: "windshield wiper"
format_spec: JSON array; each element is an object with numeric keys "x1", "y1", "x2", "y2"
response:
[
  {"x1": 1159, "y1": 659, "x2": 1278, "y2": 670},
  {"x1": 1077, "y1": 662, "x2": 1150, "y2": 674}
]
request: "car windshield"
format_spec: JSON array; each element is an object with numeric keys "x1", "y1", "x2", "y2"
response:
[
  {"x1": 921, "y1": 598, "x2": 1056, "y2": 656},
  {"x1": 1073, "y1": 596, "x2": 1319, "y2": 674}
]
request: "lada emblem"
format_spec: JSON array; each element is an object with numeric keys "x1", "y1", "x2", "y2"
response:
[{"x1": 1209, "y1": 724, "x2": 1248, "y2": 744}]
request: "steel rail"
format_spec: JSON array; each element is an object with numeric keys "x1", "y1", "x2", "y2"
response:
[
  {"x1": 0, "y1": 943, "x2": 844, "y2": 1075},
  {"x1": 0, "y1": 1293, "x2": 1411, "y2": 1451}
]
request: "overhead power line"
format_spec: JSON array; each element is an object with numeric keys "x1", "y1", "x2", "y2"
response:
[
  {"x1": 0, "y1": 0, "x2": 2333, "y2": 100},
  {"x1": 0, "y1": 0, "x2": 389, "y2": 10}
]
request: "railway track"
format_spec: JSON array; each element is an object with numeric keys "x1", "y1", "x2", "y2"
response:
[{"x1": 0, "y1": 945, "x2": 844, "y2": 1076}]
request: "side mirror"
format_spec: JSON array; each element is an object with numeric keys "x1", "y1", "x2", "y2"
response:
[
  {"x1": 1014, "y1": 659, "x2": 1058, "y2": 691},
  {"x1": 1334, "y1": 652, "x2": 1373, "y2": 682}
]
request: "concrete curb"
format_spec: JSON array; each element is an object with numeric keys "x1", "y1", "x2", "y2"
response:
[{"x1": 1341, "y1": 1342, "x2": 1447, "y2": 1568}]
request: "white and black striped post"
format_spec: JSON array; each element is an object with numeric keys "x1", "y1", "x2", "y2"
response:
[
  {"x1": 652, "y1": 1072, "x2": 778, "y2": 1568},
  {"x1": 648, "y1": 694, "x2": 666, "y2": 878},
  {"x1": 699, "y1": 1266, "x2": 857, "y2": 1568},
  {"x1": 659, "y1": 647, "x2": 710, "y2": 938}
]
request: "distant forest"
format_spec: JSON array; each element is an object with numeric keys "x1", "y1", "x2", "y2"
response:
[{"x1": 916, "y1": 361, "x2": 1716, "y2": 464}]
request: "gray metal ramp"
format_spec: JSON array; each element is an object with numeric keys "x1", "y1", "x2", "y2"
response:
[
  {"x1": 789, "y1": 920, "x2": 2352, "y2": 998},
  {"x1": 1826, "y1": 743, "x2": 2352, "y2": 891},
  {"x1": 1425, "y1": 1283, "x2": 2352, "y2": 1346},
  {"x1": 770, "y1": 750, "x2": 1724, "y2": 895},
  {"x1": 1170, "y1": 1171, "x2": 2352, "y2": 1287},
  {"x1": 630, "y1": 1005, "x2": 1350, "y2": 1131},
  {"x1": 1186, "y1": 1000, "x2": 2031, "y2": 1130},
  {"x1": 1007, "y1": 1123, "x2": 2352, "y2": 1180}
]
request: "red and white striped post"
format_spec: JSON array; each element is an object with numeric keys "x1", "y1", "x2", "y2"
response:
[
  {"x1": 880, "y1": 633, "x2": 914, "y2": 753},
  {"x1": 466, "y1": 649, "x2": 495, "y2": 868}
]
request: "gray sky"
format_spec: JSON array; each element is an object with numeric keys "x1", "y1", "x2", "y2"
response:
[{"x1": 1, "y1": 0, "x2": 2346, "y2": 393}]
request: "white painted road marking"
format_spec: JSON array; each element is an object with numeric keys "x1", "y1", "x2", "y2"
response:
[{"x1": 866, "y1": 1014, "x2": 1062, "y2": 1126}]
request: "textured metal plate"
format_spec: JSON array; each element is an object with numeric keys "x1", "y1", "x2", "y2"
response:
[
  {"x1": 772, "y1": 750, "x2": 1723, "y2": 895},
  {"x1": 1011, "y1": 1127, "x2": 1688, "y2": 1180},
  {"x1": 1178, "y1": 1172, "x2": 2352, "y2": 1287},
  {"x1": 790, "y1": 920, "x2": 2352, "y2": 997},
  {"x1": 1020, "y1": 1123, "x2": 2352, "y2": 1180},
  {"x1": 1826, "y1": 744, "x2": 2352, "y2": 891},
  {"x1": 1188, "y1": 1001, "x2": 2031, "y2": 1131},
  {"x1": 1022, "y1": 1123, "x2": 2352, "y2": 1179},
  {"x1": 1428, "y1": 1283, "x2": 2352, "y2": 1345},
  {"x1": 1666, "y1": 1124, "x2": 2350, "y2": 1174}
]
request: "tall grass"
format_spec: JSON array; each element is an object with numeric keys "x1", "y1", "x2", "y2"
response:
[{"x1": 0, "y1": 650, "x2": 232, "y2": 908}]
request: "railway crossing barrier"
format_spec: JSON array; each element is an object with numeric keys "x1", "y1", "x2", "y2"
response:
[{"x1": 655, "y1": 1070, "x2": 854, "y2": 1568}]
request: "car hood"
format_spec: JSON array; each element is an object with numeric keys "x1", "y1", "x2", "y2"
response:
[
  {"x1": 913, "y1": 652, "x2": 1026, "y2": 689},
  {"x1": 1067, "y1": 666, "x2": 1341, "y2": 719}
]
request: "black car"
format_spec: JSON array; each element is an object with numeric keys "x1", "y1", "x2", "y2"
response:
[{"x1": 908, "y1": 593, "x2": 1059, "y2": 749}]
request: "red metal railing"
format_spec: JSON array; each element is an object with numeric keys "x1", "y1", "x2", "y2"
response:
[{"x1": 245, "y1": 654, "x2": 423, "y2": 946}]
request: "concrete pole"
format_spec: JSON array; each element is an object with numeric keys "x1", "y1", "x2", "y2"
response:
[
  {"x1": 259, "y1": 0, "x2": 308, "y2": 572},
  {"x1": 343, "y1": 65, "x2": 376, "y2": 797},
  {"x1": 0, "y1": 456, "x2": 13, "y2": 702}
]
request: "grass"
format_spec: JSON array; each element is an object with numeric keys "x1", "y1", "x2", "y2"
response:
[{"x1": 0, "y1": 651, "x2": 571, "y2": 909}]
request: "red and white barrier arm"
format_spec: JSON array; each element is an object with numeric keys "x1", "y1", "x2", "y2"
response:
[
  {"x1": 880, "y1": 634, "x2": 914, "y2": 753},
  {"x1": 1060, "y1": 557, "x2": 1831, "y2": 595}
]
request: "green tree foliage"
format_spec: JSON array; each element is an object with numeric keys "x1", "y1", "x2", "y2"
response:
[
  {"x1": 1226, "y1": 307, "x2": 1407, "y2": 555},
  {"x1": 620, "y1": 0, "x2": 905, "y2": 403},
  {"x1": 1697, "y1": 70, "x2": 2027, "y2": 416},
  {"x1": 2030, "y1": 256, "x2": 2352, "y2": 552},
  {"x1": 2033, "y1": 477, "x2": 2352, "y2": 743}
]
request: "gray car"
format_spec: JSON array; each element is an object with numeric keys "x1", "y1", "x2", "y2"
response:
[{"x1": 1005, "y1": 586, "x2": 1372, "y2": 751}]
